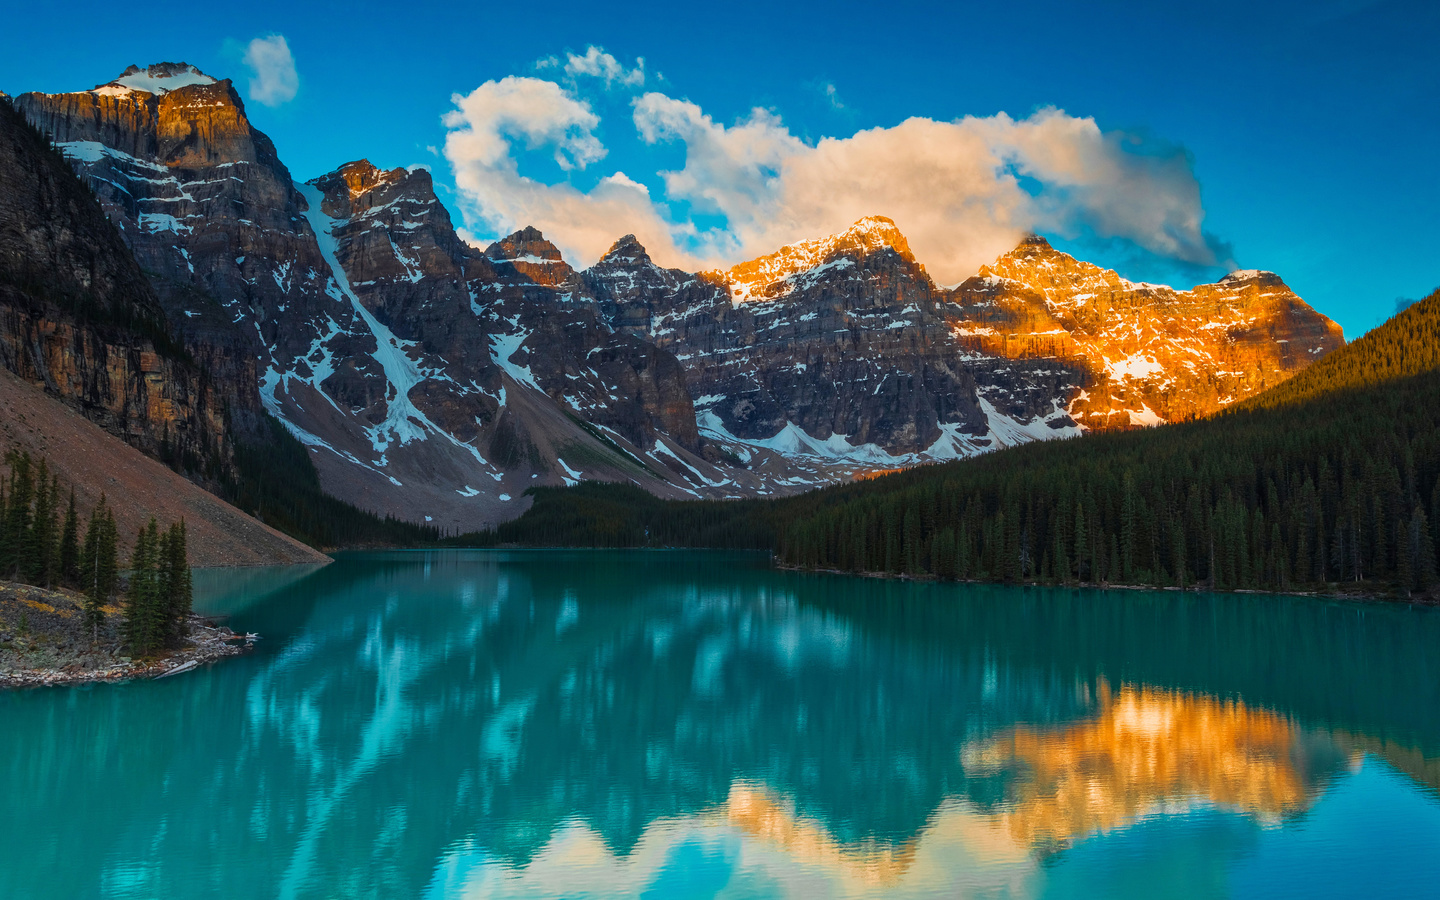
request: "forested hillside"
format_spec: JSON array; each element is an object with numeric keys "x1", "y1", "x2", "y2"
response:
[
  {"x1": 473, "y1": 287, "x2": 1440, "y2": 599},
  {"x1": 1237, "y1": 288, "x2": 1440, "y2": 410}
]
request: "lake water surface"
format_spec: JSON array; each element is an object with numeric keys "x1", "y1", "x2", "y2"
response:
[{"x1": 3, "y1": 550, "x2": 1439, "y2": 899}]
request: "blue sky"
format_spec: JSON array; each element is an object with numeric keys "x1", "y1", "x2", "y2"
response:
[{"x1": 1, "y1": 0, "x2": 1434, "y2": 337}]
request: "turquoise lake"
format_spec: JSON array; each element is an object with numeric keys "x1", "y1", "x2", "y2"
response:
[{"x1": 3, "y1": 550, "x2": 1439, "y2": 899}]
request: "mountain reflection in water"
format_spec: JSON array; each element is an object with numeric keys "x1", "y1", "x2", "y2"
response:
[{"x1": 2, "y1": 550, "x2": 1438, "y2": 899}]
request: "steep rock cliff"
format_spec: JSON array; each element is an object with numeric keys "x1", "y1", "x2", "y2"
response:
[
  {"x1": 0, "y1": 95, "x2": 227, "y2": 472},
  {"x1": 944, "y1": 236, "x2": 1346, "y2": 426}
]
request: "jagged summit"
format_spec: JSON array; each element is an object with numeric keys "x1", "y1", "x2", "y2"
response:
[
  {"x1": 319, "y1": 159, "x2": 409, "y2": 198},
  {"x1": 985, "y1": 233, "x2": 1295, "y2": 299},
  {"x1": 950, "y1": 233, "x2": 1343, "y2": 429},
  {"x1": 95, "y1": 63, "x2": 217, "y2": 96},
  {"x1": 484, "y1": 227, "x2": 575, "y2": 286},
  {"x1": 1221, "y1": 268, "x2": 1281, "y2": 284},
  {"x1": 485, "y1": 226, "x2": 565, "y2": 262},
  {"x1": 724, "y1": 215, "x2": 919, "y2": 302},
  {"x1": 598, "y1": 234, "x2": 654, "y2": 267},
  {"x1": 843, "y1": 214, "x2": 911, "y2": 247}
]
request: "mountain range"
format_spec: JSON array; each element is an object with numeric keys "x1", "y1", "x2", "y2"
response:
[{"x1": 3, "y1": 62, "x2": 1343, "y2": 534}]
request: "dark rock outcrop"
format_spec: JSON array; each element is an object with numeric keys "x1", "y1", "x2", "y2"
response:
[
  {"x1": 0, "y1": 97, "x2": 227, "y2": 471},
  {"x1": 14, "y1": 63, "x2": 352, "y2": 442},
  {"x1": 585, "y1": 218, "x2": 1084, "y2": 461}
]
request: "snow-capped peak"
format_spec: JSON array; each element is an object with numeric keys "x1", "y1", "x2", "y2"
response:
[
  {"x1": 597, "y1": 234, "x2": 654, "y2": 267},
  {"x1": 95, "y1": 63, "x2": 217, "y2": 97},
  {"x1": 485, "y1": 226, "x2": 565, "y2": 263},
  {"x1": 1221, "y1": 269, "x2": 1276, "y2": 282},
  {"x1": 723, "y1": 215, "x2": 916, "y2": 303}
]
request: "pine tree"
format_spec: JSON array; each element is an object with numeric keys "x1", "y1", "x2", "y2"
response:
[
  {"x1": 81, "y1": 496, "x2": 118, "y2": 642},
  {"x1": 124, "y1": 519, "x2": 163, "y2": 656},
  {"x1": 58, "y1": 491, "x2": 79, "y2": 587},
  {"x1": 27, "y1": 469, "x2": 58, "y2": 587},
  {"x1": 1120, "y1": 473, "x2": 1137, "y2": 580},
  {"x1": 1405, "y1": 505, "x2": 1438, "y2": 595},
  {"x1": 164, "y1": 521, "x2": 192, "y2": 646},
  {"x1": 1416, "y1": 507, "x2": 1439, "y2": 594}
]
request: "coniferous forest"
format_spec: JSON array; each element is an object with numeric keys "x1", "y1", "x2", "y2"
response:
[
  {"x1": 1, "y1": 451, "x2": 193, "y2": 655},
  {"x1": 462, "y1": 287, "x2": 1440, "y2": 600}
]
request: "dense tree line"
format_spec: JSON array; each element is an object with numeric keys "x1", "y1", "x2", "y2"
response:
[
  {"x1": 122, "y1": 519, "x2": 193, "y2": 657},
  {"x1": 2, "y1": 450, "x2": 193, "y2": 653},
  {"x1": 451, "y1": 482, "x2": 777, "y2": 550},
  {"x1": 775, "y1": 287, "x2": 1440, "y2": 596},
  {"x1": 470, "y1": 287, "x2": 1440, "y2": 600},
  {"x1": 773, "y1": 372, "x2": 1440, "y2": 597}
]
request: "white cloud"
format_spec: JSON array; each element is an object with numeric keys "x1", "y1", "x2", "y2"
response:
[
  {"x1": 444, "y1": 74, "x2": 1222, "y2": 282},
  {"x1": 242, "y1": 34, "x2": 298, "y2": 107},
  {"x1": 444, "y1": 76, "x2": 605, "y2": 171},
  {"x1": 443, "y1": 76, "x2": 690, "y2": 268},
  {"x1": 634, "y1": 95, "x2": 1222, "y2": 282},
  {"x1": 563, "y1": 46, "x2": 645, "y2": 88},
  {"x1": 823, "y1": 83, "x2": 844, "y2": 110}
]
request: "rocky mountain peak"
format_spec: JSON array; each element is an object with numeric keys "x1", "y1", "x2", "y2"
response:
[
  {"x1": 484, "y1": 227, "x2": 575, "y2": 285},
  {"x1": 1221, "y1": 268, "x2": 1282, "y2": 286},
  {"x1": 949, "y1": 234, "x2": 1344, "y2": 431},
  {"x1": 991, "y1": 233, "x2": 1070, "y2": 268},
  {"x1": 598, "y1": 234, "x2": 654, "y2": 267},
  {"x1": 723, "y1": 215, "x2": 921, "y2": 303},
  {"x1": 328, "y1": 159, "x2": 399, "y2": 196},
  {"x1": 830, "y1": 215, "x2": 914, "y2": 259},
  {"x1": 97, "y1": 63, "x2": 218, "y2": 97},
  {"x1": 975, "y1": 235, "x2": 1121, "y2": 302},
  {"x1": 485, "y1": 226, "x2": 564, "y2": 262}
]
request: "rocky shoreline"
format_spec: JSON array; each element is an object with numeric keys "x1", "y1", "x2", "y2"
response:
[{"x1": 0, "y1": 581, "x2": 257, "y2": 689}]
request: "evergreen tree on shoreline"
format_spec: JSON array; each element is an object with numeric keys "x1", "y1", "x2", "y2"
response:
[
  {"x1": 80, "y1": 495, "x2": 118, "y2": 642},
  {"x1": 124, "y1": 519, "x2": 162, "y2": 657},
  {"x1": 58, "y1": 490, "x2": 79, "y2": 588},
  {"x1": 121, "y1": 517, "x2": 192, "y2": 656}
]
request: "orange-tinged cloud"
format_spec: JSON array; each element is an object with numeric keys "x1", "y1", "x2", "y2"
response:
[{"x1": 443, "y1": 75, "x2": 1223, "y2": 281}]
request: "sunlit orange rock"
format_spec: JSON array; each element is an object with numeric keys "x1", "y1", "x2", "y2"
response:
[
  {"x1": 709, "y1": 781, "x2": 919, "y2": 886},
  {"x1": 948, "y1": 236, "x2": 1345, "y2": 427},
  {"x1": 961, "y1": 683, "x2": 1331, "y2": 852}
]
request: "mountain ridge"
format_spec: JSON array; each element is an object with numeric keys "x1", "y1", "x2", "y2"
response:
[{"x1": 5, "y1": 62, "x2": 1346, "y2": 533}]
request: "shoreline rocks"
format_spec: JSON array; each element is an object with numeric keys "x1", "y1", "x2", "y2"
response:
[{"x1": 0, "y1": 581, "x2": 256, "y2": 689}]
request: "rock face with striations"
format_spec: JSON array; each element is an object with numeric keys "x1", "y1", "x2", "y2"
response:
[
  {"x1": 13, "y1": 65, "x2": 740, "y2": 528},
  {"x1": 9, "y1": 61, "x2": 1346, "y2": 525},
  {"x1": 585, "y1": 218, "x2": 1085, "y2": 463},
  {"x1": 0, "y1": 95, "x2": 227, "y2": 470},
  {"x1": 944, "y1": 235, "x2": 1346, "y2": 426},
  {"x1": 14, "y1": 62, "x2": 342, "y2": 442}
]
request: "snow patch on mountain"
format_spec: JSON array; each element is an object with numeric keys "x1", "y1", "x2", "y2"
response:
[
  {"x1": 489, "y1": 319, "x2": 541, "y2": 393},
  {"x1": 723, "y1": 215, "x2": 912, "y2": 303},
  {"x1": 107, "y1": 64, "x2": 216, "y2": 95},
  {"x1": 296, "y1": 181, "x2": 492, "y2": 469}
]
